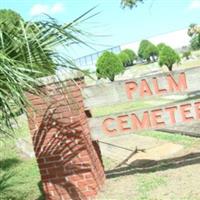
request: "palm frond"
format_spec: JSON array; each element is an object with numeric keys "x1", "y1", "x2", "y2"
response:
[{"x1": 0, "y1": 8, "x2": 98, "y2": 136}]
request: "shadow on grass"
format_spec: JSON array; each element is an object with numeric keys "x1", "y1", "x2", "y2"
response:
[
  {"x1": 0, "y1": 171, "x2": 45, "y2": 200},
  {"x1": 0, "y1": 171, "x2": 28, "y2": 200},
  {"x1": 0, "y1": 159, "x2": 45, "y2": 199},
  {"x1": 37, "y1": 181, "x2": 45, "y2": 200},
  {"x1": 0, "y1": 158, "x2": 21, "y2": 171},
  {"x1": 106, "y1": 152, "x2": 200, "y2": 179}
]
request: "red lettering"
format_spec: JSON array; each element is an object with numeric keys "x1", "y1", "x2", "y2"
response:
[
  {"x1": 151, "y1": 109, "x2": 165, "y2": 128},
  {"x1": 102, "y1": 118, "x2": 117, "y2": 135},
  {"x1": 195, "y1": 102, "x2": 200, "y2": 119},
  {"x1": 140, "y1": 79, "x2": 153, "y2": 97},
  {"x1": 117, "y1": 115, "x2": 131, "y2": 132},
  {"x1": 152, "y1": 77, "x2": 167, "y2": 95},
  {"x1": 167, "y1": 72, "x2": 187, "y2": 92},
  {"x1": 125, "y1": 81, "x2": 137, "y2": 99},
  {"x1": 131, "y1": 111, "x2": 151, "y2": 130},
  {"x1": 180, "y1": 104, "x2": 193, "y2": 122},
  {"x1": 165, "y1": 106, "x2": 177, "y2": 125}
]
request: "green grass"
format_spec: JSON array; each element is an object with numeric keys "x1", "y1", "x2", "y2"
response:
[
  {"x1": 139, "y1": 130, "x2": 198, "y2": 147},
  {"x1": 92, "y1": 98, "x2": 172, "y2": 117},
  {"x1": 127, "y1": 58, "x2": 200, "y2": 77},
  {"x1": 136, "y1": 173, "x2": 167, "y2": 200},
  {"x1": 1, "y1": 55, "x2": 199, "y2": 199},
  {"x1": 180, "y1": 59, "x2": 200, "y2": 69},
  {"x1": 0, "y1": 115, "x2": 43, "y2": 200},
  {"x1": 92, "y1": 100, "x2": 150, "y2": 117},
  {"x1": 102, "y1": 156, "x2": 118, "y2": 170}
]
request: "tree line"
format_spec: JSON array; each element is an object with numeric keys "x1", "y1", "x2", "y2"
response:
[{"x1": 96, "y1": 23, "x2": 200, "y2": 82}]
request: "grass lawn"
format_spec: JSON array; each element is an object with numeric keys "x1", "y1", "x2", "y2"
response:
[
  {"x1": 126, "y1": 57, "x2": 200, "y2": 78},
  {"x1": 1, "y1": 101, "x2": 198, "y2": 199},
  {"x1": 1, "y1": 54, "x2": 200, "y2": 200},
  {"x1": 135, "y1": 173, "x2": 167, "y2": 200},
  {"x1": 0, "y1": 115, "x2": 43, "y2": 200},
  {"x1": 92, "y1": 97, "x2": 172, "y2": 117},
  {"x1": 139, "y1": 130, "x2": 198, "y2": 147}
]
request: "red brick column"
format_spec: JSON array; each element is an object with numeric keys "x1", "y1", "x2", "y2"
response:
[{"x1": 26, "y1": 76, "x2": 105, "y2": 200}]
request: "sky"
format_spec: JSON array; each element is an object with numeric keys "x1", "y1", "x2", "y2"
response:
[{"x1": 0, "y1": 0, "x2": 200, "y2": 59}]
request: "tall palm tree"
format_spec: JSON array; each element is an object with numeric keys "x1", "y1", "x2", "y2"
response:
[{"x1": 0, "y1": 8, "x2": 96, "y2": 136}]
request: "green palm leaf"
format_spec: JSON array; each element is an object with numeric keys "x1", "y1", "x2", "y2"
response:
[{"x1": 0, "y1": 8, "x2": 98, "y2": 137}]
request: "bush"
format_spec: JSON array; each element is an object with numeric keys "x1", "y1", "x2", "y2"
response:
[
  {"x1": 182, "y1": 51, "x2": 191, "y2": 60},
  {"x1": 158, "y1": 45, "x2": 180, "y2": 71},
  {"x1": 96, "y1": 51, "x2": 124, "y2": 81},
  {"x1": 122, "y1": 49, "x2": 137, "y2": 65},
  {"x1": 118, "y1": 52, "x2": 130, "y2": 67},
  {"x1": 138, "y1": 40, "x2": 158, "y2": 63}
]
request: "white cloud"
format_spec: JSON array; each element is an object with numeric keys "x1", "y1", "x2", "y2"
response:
[
  {"x1": 51, "y1": 3, "x2": 64, "y2": 14},
  {"x1": 30, "y1": 2, "x2": 64, "y2": 16},
  {"x1": 30, "y1": 4, "x2": 49, "y2": 16},
  {"x1": 189, "y1": 0, "x2": 200, "y2": 10}
]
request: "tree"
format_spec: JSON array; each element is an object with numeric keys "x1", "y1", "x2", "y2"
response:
[
  {"x1": 138, "y1": 40, "x2": 158, "y2": 62},
  {"x1": 190, "y1": 35, "x2": 200, "y2": 50},
  {"x1": 188, "y1": 23, "x2": 200, "y2": 37},
  {"x1": 121, "y1": 0, "x2": 144, "y2": 9},
  {"x1": 0, "y1": 9, "x2": 23, "y2": 25},
  {"x1": 157, "y1": 43, "x2": 167, "y2": 52},
  {"x1": 158, "y1": 45, "x2": 180, "y2": 71},
  {"x1": 118, "y1": 51, "x2": 131, "y2": 67},
  {"x1": 0, "y1": 8, "x2": 96, "y2": 136},
  {"x1": 0, "y1": 9, "x2": 56, "y2": 78},
  {"x1": 96, "y1": 51, "x2": 124, "y2": 81},
  {"x1": 187, "y1": 23, "x2": 200, "y2": 51},
  {"x1": 122, "y1": 49, "x2": 137, "y2": 65},
  {"x1": 182, "y1": 51, "x2": 191, "y2": 60}
]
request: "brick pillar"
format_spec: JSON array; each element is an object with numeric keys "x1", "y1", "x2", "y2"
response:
[{"x1": 26, "y1": 76, "x2": 105, "y2": 200}]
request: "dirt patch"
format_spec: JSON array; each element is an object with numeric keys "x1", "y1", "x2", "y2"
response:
[
  {"x1": 126, "y1": 143, "x2": 183, "y2": 166},
  {"x1": 96, "y1": 139, "x2": 200, "y2": 200},
  {"x1": 99, "y1": 134, "x2": 184, "y2": 169}
]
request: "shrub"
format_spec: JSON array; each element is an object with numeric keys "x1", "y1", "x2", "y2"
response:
[
  {"x1": 122, "y1": 49, "x2": 137, "y2": 65},
  {"x1": 138, "y1": 40, "x2": 158, "y2": 62},
  {"x1": 118, "y1": 51, "x2": 130, "y2": 67},
  {"x1": 158, "y1": 45, "x2": 180, "y2": 71},
  {"x1": 182, "y1": 51, "x2": 191, "y2": 60},
  {"x1": 96, "y1": 51, "x2": 124, "y2": 81}
]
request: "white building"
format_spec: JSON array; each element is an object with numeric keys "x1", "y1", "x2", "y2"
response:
[
  {"x1": 75, "y1": 28, "x2": 190, "y2": 71},
  {"x1": 120, "y1": 29, "x2": 190, "y2": 52}
]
